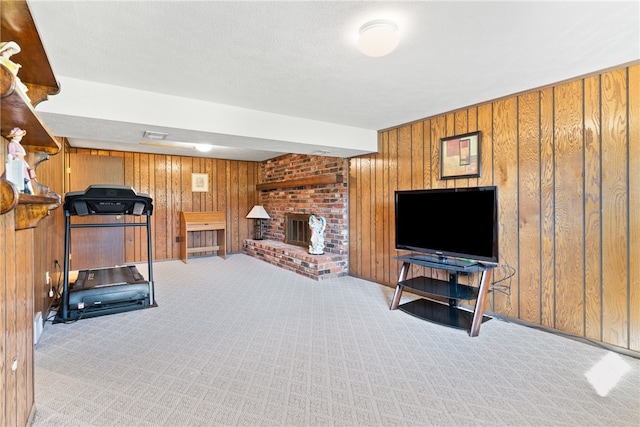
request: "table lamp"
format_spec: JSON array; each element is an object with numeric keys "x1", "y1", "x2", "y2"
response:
[{"x1": 246, "y1": 205, "x2": 270, "y2": 240}]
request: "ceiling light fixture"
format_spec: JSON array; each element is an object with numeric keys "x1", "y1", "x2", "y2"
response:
[
  {"x1": 194, "y1": 144, "x2": 213, "y2": 153},
  {"x1": 357, "y1": 19, "x2": 399, "y2": 57}
]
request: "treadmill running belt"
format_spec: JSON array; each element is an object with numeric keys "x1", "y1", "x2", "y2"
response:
[{"x1": 72, "y1": 266, "x2": 146, "y2": 290}]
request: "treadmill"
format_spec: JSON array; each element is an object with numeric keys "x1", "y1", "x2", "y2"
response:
[{"x1": 56, "y1": 185, "x2": 156, "y2": 322}]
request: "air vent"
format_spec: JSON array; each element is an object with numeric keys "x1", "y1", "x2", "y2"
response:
[{"x1": 142, "y1": 130, "x2": 168, "y2": 140}]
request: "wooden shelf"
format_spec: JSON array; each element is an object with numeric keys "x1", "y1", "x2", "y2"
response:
[
  {"x1": 1, "y1": 64, "x2": 60, "y2": 154},
  {"x1": 0, "y1": 178, "x2": 60, "y2": 229},
  {"x1": 256, "y1": 174, "x2": 343, "y2": 191}
]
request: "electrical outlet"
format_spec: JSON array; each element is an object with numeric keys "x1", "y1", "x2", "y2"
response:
[{"x1": 45, "y1": 271, "x2": 50, "y2": 285}]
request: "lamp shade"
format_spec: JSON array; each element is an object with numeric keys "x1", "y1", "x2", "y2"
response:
[
  {"x1": 357, "y1": 19, "x2": 399, "y2": 57},
  {"x1": 246, "y1": 205, "x2": 270, "y2": 219}
]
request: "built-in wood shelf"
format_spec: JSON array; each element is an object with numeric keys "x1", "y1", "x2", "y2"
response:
[
  {"x1": 256, "y1": 174, "x2": 343, "y2": 191},
  {"x1": 0, "y1": 178, "x2": 60, "y2": 229},
  {"x1": 1, "y1": 64, "x2": 60, "y2": 154}
]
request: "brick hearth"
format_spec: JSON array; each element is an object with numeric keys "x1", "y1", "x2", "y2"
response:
[{"x1": 243, "y1": 239, "x2": 347, "y2": 281}]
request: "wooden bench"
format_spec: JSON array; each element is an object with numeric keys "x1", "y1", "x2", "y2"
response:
[{"x1": 180, "y1": 211, "x2": 226, "y2": 263}]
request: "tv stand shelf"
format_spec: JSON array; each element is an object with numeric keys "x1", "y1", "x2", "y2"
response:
[{"x1": 390, "y1": 255, "x2": 495, "y2": 336}]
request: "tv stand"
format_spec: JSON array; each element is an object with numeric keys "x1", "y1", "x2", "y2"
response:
[{"x1": 390, "y1": 255, "x2": 495, "y2": 336}]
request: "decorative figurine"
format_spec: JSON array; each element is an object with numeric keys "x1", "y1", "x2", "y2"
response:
[
  {"x1": 0, "y1": 41, "x2": 29, "y2": 94},
  {"x1": 308, "y1": 214, "x2": 326, "y2": 255},
  {"x1": 6, "y1": 127, "x2": 35, "y2": 194}
]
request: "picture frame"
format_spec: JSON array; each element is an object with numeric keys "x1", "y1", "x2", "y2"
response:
[
  {"x1": 192, "y1": 173, "x2": 209, "y2": 192},
  {"x1": 440, "y1": 131, "x2": 481, "y2": 179}
]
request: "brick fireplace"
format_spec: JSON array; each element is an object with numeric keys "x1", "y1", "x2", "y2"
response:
[{"x1": 242, "y1": 153, "x2": 349, "y2": 280}]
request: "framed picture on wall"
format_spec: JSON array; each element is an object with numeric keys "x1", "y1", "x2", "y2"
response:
[
  {"x1": 440, "y1": 131, "x2": 481, "y2": 179},
  {"x1": 192, "y1": 173, "x2": 209, "y2": 192}
]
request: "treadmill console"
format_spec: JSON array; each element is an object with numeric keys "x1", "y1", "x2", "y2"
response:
[{"x1": 64, "y1": 185, "x2": 153, "y2": 216}]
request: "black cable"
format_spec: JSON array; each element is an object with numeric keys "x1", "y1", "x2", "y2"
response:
[{"x1": 489, "y1": 254, "x2": 516, "y2": 296}]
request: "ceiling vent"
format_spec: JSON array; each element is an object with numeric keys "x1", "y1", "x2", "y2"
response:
[{"x1": 142, "y1": 130, "x2": 168, "y2": 140}]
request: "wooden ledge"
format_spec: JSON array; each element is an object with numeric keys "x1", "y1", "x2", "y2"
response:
[{"x1": 256, "y1": 174, "x2": 343, "y2": 191}]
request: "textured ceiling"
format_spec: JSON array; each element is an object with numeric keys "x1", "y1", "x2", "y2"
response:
[{"x1": 26, "y1": 1, "x2": 640, "y2": 160}]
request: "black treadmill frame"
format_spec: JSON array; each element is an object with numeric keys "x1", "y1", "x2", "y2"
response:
[{"x1": 58, "y1": 186, "x2": 156, "y2": 321}]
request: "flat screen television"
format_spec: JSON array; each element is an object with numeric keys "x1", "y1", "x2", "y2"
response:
[{"x1": 395, "y1": 186, "x2": 499, "y2": 264}]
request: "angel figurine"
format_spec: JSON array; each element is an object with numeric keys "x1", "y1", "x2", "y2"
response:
[{"x1": 308, "y1": 214, "x2": 327, "y2": 255}]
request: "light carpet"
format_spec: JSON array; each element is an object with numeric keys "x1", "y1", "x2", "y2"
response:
[{"x1": 32, "y1": 254, "x2": 640, "y2": 426}]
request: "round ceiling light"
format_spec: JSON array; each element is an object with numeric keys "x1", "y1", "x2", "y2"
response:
[
  {"x1": 194, "y1": 144, "x2": 213, "y2": 152},
  {"x1": 357, "y1": 19, "x2": 399, "y2": 57}
]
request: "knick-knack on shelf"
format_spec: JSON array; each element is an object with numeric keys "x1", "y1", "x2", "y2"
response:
[
  {"x1": 0, "y1": 41, "x2": 29, "y2": 95},
  {"x1": 5, "y1": 127, "x2": 35, "y2": 194}
]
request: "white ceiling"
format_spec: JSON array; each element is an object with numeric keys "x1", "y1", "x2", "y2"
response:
[{"x1": 27, "y1": 1, "x2": 640, "y2": 161}]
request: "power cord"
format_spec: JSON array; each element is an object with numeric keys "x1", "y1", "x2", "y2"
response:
[{"x1": 489, "y1": 254, "x2": 516, "y2": 297}]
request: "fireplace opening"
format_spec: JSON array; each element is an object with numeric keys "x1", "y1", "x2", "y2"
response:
[{"x1": 285, "y1": 213, "x2": 311, "y2": 247}]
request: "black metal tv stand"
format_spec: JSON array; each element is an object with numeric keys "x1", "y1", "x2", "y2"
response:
[
  {"x1": 56, "y1": 185, "x2": 156, "y2": 322},
  {"x1": 390, "y1": 255, "x2": 495, "y2": 337}
]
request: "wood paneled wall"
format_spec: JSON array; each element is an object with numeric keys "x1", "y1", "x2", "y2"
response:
[
  {"x1": 65, "y1": 149, "x2": 260, "y2": 263},
  {"x1": 349, "y1": 63, "x2": 640, "y2": 353},
  {"x1": 1, "y1": 138, "x2": 36, "y2": 427},
  {"x1": 32, "y1": 141, "x2": 66, "y2": 323}
]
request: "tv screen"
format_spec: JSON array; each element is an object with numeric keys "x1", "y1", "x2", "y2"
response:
[{"x1": 395, "y1": 186, "x2": 499, "y2": 264}]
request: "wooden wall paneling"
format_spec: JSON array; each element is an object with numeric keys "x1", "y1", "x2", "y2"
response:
[
  {"x1": 583, "y1": 75, "x2": 603, "y2": 341},
  {"x1": 629, "y1": 64, "x2": 640, "y2": 352},
  {"x1": 411, "y1": 122, "x2": 424, "y2": 190},
  {"x1": 15, "y1": 230, "x2": 33, "y2": 427},
  {"x1": 387, "y1": 128, "x2": 399, "y2": 285},
  {"x1": 492, "y1": 97, "x2": 519, "y2": 317},
  {"x1": 228, "y1": 161, "x2": 239, "y2": 253},
  {"x1": 431, "y1": 116, "x2": 447, "y2": 189},
  {"x1": 396, "y1": 125, "x2": 413, "y2": 279},
  {"x1": 477, "y1": 104, "x2": 494, "y2": 187},
  {"x1": 517, "y1": 91, "x2": 542, "y2": 324},
  {"x1": 191, "y1": 158, "x2": 203, "y2": 252},
  {"x1": 0, "y1": 211, "x2": 5, "y2": 427},
  {"x1": 215, "y1": 159, "x2": 227, "y2": 253},
  {"x1": 348, "y1": 156, "x2": 360, "y2": 277},
  {"x1": 374, "y1": 148, "x2": 384, "y2": 283},
  {"x1": 539, "y1": 87, "x2": 556, "y2": 329},
  {"x1": 422, "y1": 120, "x2": 432, "y2": 190},
  {"x1": 600, "y1": 68, "x2": 629, "y2": 348},
  {"x1": 467, "y1": 107, "x2": 480, "y2": 188},
  {"x1": 360, "y1": 156, "x2": 372, "y2": 279},
  {"x1": 238, "y1": 161, "x2": 249, "y2": 252},
  {"x1": 380, "y1": 132, "x2": 390, "y2": 286},
  {"x1": 205, "y1": 159, "x2": 216, "y2": 249},
  {"x1": 553, "y1": 80, "x2": 584, "y2": 336},
  {"x1": 153, "y1": 155, "x2": 168, "y2": 261},
  {"x1": 180, "y1": 156, "x2": 193, "y2": 254},
  {"x1": 5, "y1": 217, "x2": 18, "y2": 426}
]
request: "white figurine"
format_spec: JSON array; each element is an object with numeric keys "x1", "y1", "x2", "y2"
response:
[
  {"x1": 309, "y1": 214, "x2": 327, "y2": 255},
  {"x1": 6, "y1": 127, "x2": 35, "y2": 194},
  {"x1": 0, "y1": 41, "x2": 29, "y2": 94}
]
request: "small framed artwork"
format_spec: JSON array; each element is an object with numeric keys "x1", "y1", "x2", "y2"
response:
[
  {"x1": 440, "y1": 131, "x2": 481, "y2": 180},
  {"x1": 192, "y1": 173, "x2": 209, "y2": 192}
]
